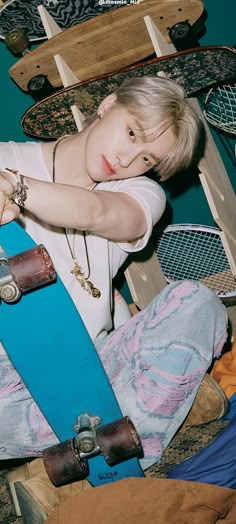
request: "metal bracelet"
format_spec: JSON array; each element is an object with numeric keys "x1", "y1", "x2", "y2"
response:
[{"x1": 1, "y1": 168, "x2": 28, "y2": 207}]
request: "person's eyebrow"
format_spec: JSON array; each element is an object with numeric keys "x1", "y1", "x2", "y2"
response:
[
  {"x1": 132, "y1": 117, "x2": 163, "y2": 164},
  {"x1": 150, "y1": 153, "x2": 160, "y2": 164},
  {"x1": 133, "y1": 117, "x2": 144, "y2": 133},
  {"x1": 133, "y1": 122, "x2": 160, "y2": 164}
]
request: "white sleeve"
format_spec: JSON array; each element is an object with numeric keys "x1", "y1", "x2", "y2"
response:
[
  {"x1": 97, "y1": 176, "x2": 166, "y2": 253},
  {"x1": 0, "y1": 141, "x2": 50, "y2": 181}
]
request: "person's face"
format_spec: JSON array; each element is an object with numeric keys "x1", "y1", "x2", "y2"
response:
[{"x1": 83, "y1": 94, "x2": 176, "y2": 182}]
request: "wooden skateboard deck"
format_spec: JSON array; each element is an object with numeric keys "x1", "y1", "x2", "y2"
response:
[
  {"x1": 9, "y1": 0, "x2": 204, "y2": 92},
  {"x1": 21, "y1": 46, "x2": 236, "y2": 140},
  {"x1": 0, "y1": 0, "x2": 119, "y2": 42},
  {"x1": 0, "y1": 221, "x2": 143, "y2": 486}
]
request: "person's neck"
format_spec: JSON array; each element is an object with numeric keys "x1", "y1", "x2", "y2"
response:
[{"x1": 41, "y1": 122, "x2": 96, "y2": 188}]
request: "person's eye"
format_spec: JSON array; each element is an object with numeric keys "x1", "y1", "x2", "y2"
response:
[
  {"x1": 143, "y1": 156, "x2": 151, "y2": 167},
  {"x1": 128, "y1": 128, "x2": 135, "y2": 140}
]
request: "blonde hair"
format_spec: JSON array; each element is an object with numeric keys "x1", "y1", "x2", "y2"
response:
[{"x1": 115, "y1": 76, "x2": 202, "y2": 181}]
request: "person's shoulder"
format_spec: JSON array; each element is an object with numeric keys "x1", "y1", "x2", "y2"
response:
[
  {"x1": 118, "y1": 176, "x2": 166, "y2": 202},
  {"x1": 125, "y1": 175, "x2": 163, "y2": 191},
  {"x1": 98, "y1": 175, "x2": 164, "y2": 195}
]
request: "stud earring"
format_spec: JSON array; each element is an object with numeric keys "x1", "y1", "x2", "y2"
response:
[{"x1": 98, "y1": 114, "x2": 101, "y2": 119}]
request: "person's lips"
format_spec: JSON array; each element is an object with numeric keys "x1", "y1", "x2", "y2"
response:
[{"x1": 102, "y1": 156, "x2": 116, "y2": 175}]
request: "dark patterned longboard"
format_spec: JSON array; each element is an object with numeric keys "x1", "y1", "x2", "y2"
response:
[
  {"x1": 0, "y1": 0, "x2": 120, "y2": 41},
  {"x1": 21, "y1": 46, "x2": 236, "y2": 139}
]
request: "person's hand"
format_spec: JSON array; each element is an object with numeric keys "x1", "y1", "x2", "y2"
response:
[
  {"x1": 0, "y1": 169, "x2": 16, "y2": 197},
  {"x1": 0, "y1": 190, "x2": 20, "y2": 225}
]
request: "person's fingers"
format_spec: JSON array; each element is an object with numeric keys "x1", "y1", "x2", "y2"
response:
[
  {"x1": 0, "y1": 190, "x2": 6, "y2": 223},
  {"x1": 0, "y1": 195, "x2": 20, "y2": 225},
  {"x1": 0, "y1": 171, "x2": 15, "y2": 196}
]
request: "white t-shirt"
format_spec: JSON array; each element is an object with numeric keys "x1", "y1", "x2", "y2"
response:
[{"x1": 0, "y1": 141, "x2": 166, "y2": 341}]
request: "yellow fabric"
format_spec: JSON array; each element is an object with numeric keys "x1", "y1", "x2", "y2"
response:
[
  {"x1": 211, "y1": 334, "x2": 236, "y2": 399},
  {"x1": 45, "y1": 477, "x2": 236, "y2": 524}
]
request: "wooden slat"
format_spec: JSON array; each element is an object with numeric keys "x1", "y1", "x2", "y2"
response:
[{"x1": 125, "y1": 253, "x2": 167, "y2": 310}]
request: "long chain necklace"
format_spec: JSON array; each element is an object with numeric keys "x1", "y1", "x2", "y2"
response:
[{"x1": 52, "y1": 137, "x2": 101, "y2": 298}]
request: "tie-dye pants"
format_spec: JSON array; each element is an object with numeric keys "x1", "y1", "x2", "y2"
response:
[{"x1": 0, "y1": 281, "x2": 227, "y2": 468}]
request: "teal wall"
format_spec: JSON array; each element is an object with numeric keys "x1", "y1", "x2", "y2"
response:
[
  {"x1": 0, "y1": 0, "x2": 235, "y2": 224},
  {"x1": 0, "y1": 43, "x2": 35, "y2": 141}
]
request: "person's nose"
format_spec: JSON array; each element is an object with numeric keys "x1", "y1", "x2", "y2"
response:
[{"x1": 115, "y1": 146, "x2": 140, "y2": 168}]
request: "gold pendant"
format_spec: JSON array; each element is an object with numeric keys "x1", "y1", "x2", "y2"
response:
[{"x1": 71, "y1": 263, "x2": 101, "y2": 299}]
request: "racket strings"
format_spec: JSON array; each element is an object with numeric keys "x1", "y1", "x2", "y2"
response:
[
  {"x1": 204, "y1": 83, "x2": 236, "y2": 135},
  {"x1": 200, "y1": 269, "x2": 236, "y2": 292},
  {"x1": 154, "y1": 227, "x2": 236, "y2": 297}
]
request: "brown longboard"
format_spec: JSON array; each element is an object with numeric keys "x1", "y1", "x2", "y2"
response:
[
  {"x1": 9, "y1": 0, "x2": 204, "y2": 92},
  {"x1": 21, "y1": 46, "x2": 236, "y2": 140}
]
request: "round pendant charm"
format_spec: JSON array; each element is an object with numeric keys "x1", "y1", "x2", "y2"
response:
[{"x1": 91, "y1": 287, "x2": 101, "y2": 299}]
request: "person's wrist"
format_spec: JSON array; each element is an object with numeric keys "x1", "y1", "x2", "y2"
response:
[{"x1": 0, "y1": 168, "x2": 28, "y2": 207}]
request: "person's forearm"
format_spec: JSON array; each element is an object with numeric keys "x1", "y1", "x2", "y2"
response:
[
  {"x1": 0, "y1": 169, "x2": 147, "y2": 241},
  {"x1": 24, "y1": 177, "x2": 103, "y2": 230}
]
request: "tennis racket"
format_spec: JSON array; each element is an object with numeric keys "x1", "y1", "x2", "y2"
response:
[
  {"x1": 153, "y1": 224, "x2": 236, "y2": 304},
  {"x1": 203, "y1": 83, "x2": 236, "y2": 135}
]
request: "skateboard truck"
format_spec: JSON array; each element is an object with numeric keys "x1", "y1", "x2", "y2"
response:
[
  {"x1": 43, "y1": 413, "x2": 143, "y2": 487},
  {"x1": 0, "y1": 244, "x2": 56, "y2": 303},
  {"x1": 73, "y1": 413, "x2": 102, "y2": 455}
]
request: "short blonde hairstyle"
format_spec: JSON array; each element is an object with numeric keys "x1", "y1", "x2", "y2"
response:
[{"x1": 115, "y1": 76, "x2": 202, "y2": 181}]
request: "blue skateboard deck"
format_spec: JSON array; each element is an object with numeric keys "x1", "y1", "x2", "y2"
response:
[{"x1": 0, "y1": 221, "x2": 143, "y2": 485}]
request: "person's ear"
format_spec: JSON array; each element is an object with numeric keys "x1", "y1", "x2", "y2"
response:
[{"x1": 97, "y1": 93, "x2": 117, "y2": 118}]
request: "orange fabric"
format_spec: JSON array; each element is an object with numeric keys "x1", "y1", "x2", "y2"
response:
[
  {"x1": 45, "y1": 477, "x2": 236, "y2": 524},
  {"x1": 211, "y1": 335, "x2": 236, "y2": 398}
]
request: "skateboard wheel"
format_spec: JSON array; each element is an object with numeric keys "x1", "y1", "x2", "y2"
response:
[
  {"x1": 8, "y1": 245, "x2": 56, "y2": 293},
  {"x1": 5, "y1": 29, "x2": 29, "y2": 55},
  {"x1": 43, "y1": 439, "x2": 89, "y2": 487},
  {"x1": 169, "y1": 22, "x2": 199, "y2": 51},
  {"x1": 96, "y1": 416, "x2": 143, "y2": 466},
  {"x1": 27, "y1": 75, "x2": 56, "y2": 102}
]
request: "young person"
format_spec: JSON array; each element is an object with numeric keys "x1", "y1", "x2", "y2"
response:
[{"x1": 0, "y1": 76, "x2": 228, "y2": 471}]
